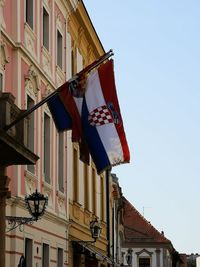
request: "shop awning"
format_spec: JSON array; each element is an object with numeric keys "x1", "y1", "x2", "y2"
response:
[{"x1": 72, "y1": 241, "x2": 113, "y2": 265}]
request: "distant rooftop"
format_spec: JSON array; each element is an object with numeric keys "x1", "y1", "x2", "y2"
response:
[{"x1": 123, "y1": 197, "x2": 173, "y2": 247}]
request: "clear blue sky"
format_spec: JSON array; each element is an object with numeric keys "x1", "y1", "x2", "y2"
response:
[{"x1": 84, "y1": 1, "x2": 200, "y2": 254}]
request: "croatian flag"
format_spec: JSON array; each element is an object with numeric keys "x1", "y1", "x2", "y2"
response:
[
  {"x1": 47, "y1": 85, "x2": 72, "y2": 131},
  {"x1": 80, "y1": 59, "x2": 130, "y2": 173},
  {"x1": 48, "y1": 59, "x2": 130, "y2": 173},
  {"x1": 47, "y1": 82, "x2": 83, "y2": 143}
]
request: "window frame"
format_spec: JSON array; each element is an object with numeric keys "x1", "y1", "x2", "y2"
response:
[
  {"x1": 43, "y1": 111, "x2": 51, "y2": 183},
  {"x1": 100, "y1": 175, "x2": 105, "y2": 221},
  {"x1": 42, "y1": 6, "x2": 50, "y2": 51},
  {"x1": 73, "y1": 146, "x2": 79, "y2": 202},
  {"x1": 58, "y1": 132, "x2": 64, "y2": 192},
  {"x1": 57, "y1": 247, "x2": 64, "y2": 267},
  {"x1": 42, "y1": 243, "x2": 50, "y2": 267},
  {"x1": 25, "y1": 237, "x2": 33, "y2": 267},
  {"x1": 84, "y1": 164, "x2": 89, "y2": 210},
  {"x1": 92, "y1": 167, "x2": 96, "y2": 215},
  {"x1": 71, "y1": 43, "x2": 77, "y2": 76},
  {"x1": 25, "y1": 0, "x2": 34, "y2": 30},
  {"x1": 138, "y1": 257, "x2": 151, "y2": 267},
  {"x1": 57, "y1": 29, "x2": 63, "y2": 69},
  {"x1": 0, "y1": 72, "x2": 3, "y2": 92},
  {"x1": 26, "y1": 94, "x2": 35, "y2": 173}
]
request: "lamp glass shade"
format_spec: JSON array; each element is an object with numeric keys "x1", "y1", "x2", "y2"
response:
[
  {"x1": 126, "y1": 249, "x2": 133, "y2": 266},
  {"x1": 25, "y1": 190, "x2": 48, "y2": 220},
  {"x1": 90, "y1": 218, "x2": 101, "y2": 241}
]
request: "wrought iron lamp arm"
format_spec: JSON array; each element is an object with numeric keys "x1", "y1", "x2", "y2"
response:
[
  {"x1": 6, "y1": 189, "x2": 48, "y2": 232},
  {"x1": 6, "y1": 216, "x2": 37, "y2": 232}
]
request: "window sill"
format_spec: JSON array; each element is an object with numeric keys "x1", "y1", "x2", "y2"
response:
[
  {"x1": 42, "y1": 180, "x2": 52, "y2": 192},
  {"x1": 24, "y1": 22, "x2": 36, "y2": 39},
  {"x1": 24, "y1": 23, "x2": 36, "y2": 57},
  {"x1": 42, "y1": 180, "x2": 53, "y2": 209},
  {"x1": 41, "y1": 46, "x2": 52, "y2": 76},
  {"x1": 24, "y1": 169, "x2": 37, "y2": 195},
  {"x1": 56, "y1": 189, "x2": 65, "y2": 200},
  {"x1": 25, "y1": 169, "x2": 37, "y2": 180},
  {"x1": 42, "y1": 46, "x2": 51, "y2": 60}
]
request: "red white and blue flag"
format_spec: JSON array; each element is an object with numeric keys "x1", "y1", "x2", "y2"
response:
[
  {"x1": 48, "y1": 59, "x2": 130, "y2": 173},
  {"x1": 47, "y1": 81, "x2": 83, "y2": 143},
  {"x1": 81, "y1": 60, "x2": 130, "y2": 173}
]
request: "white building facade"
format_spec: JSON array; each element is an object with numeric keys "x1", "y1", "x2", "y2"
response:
[{"x1": 121, "y1": 197, "x2": 177, "y2": 267}]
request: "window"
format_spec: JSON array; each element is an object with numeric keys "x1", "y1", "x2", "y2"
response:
[
  {"x1": 71, "y1": 48, "x2": 76, "y2": 76},
  {"x1": 100, "y1": 176, "x2": 104, "y2": 221},
  {"x1": 27, "y1": 95, "x2": 35, "y2": 173},
  {"x1": 57, "y1": 30, "x2": 63, "y2": 69},
  {"x1": 139, "y1": 258, "x2": 150, "y2": 267},
  {"x1": 84, "y1": 164, "x2": 89, "y2": 210},
  {"x1": 73, "y1": 253, "x2": 81, "y2": 267},
  {"x1": 43, "y1": 7, "x2": 49, "y2": 50},
  {"x1": 25, "y1": 238, "x2": 33, "y2": 267},
  {"x1": 76, "y1": 49, "x2": 83, "y2": 72},
  {"x1": 73, "y1": 147, "x2": 78, "y2": 202},
  {"x1": 26, "y1": 0, "x2": 33, "y2": 29},
  {"x1": 57, "y1": 248, "x2": 63, "y2": 267},
  {"x1": 44, "y1": 113, "x2": 50, "y2": 183},
  {"x1": 92, "y1": 167, "x2": 96, "y2": 214},
  {"x1": 58, "y1": 132, "x2": 64, "y2": 192},
  {"x1": 42, "y1": 243, "x2": 49, "y2": 267},
  {"x1": 0, "y1": 73, "x2": 3, "y2": 92}
]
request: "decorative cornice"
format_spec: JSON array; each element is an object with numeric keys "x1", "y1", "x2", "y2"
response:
[
  {"x1": 24, "y1": 65, "x2": 40, "y2": 97},
  {"x1": 136, "y1": 248, "x2": 153, "y2": 256},
  {"x1": 56, "y1": 13, "x2": 65, "y2": 33},
  {"x1": 0, "y1": 0, "x2": 6, "y2": 29},
  {"x1": 43, "y1": 0, "x2": 51, "y2": 12},
  {"x1": 1, "y1": 30, "x2": 56, "y2": 88},
  {"x1": 0, "y1": 41, "x2": 9, "y2": 70}
]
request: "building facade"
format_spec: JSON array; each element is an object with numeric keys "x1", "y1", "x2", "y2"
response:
[
  {"x1": 0, "y1": 0, "x2": 111, "y2": 266},
  {"x1": 121, "y1": 197, "x2": 181, "y2": 267},
  {"x1": 110, "y1": 173, "x2": 124, "y2": 266}
]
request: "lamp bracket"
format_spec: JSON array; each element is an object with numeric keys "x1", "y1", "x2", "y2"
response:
[
  {"x1": 6, "y1": 216, "x2": 36, "y2": 232},
  {"x1": 73, "y1": 240, "x2": 96, "y2": 244}
]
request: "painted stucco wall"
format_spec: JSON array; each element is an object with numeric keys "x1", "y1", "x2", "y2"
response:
[
  {"x1": 121, "y1": 247, "x2": 173, "y2": 267},
  {"x1": 1, "y1": 0, "x2": 105, "y2": 266},
  {"x1": 196, "y1": 256, "x2": 200, "y2": 267}
]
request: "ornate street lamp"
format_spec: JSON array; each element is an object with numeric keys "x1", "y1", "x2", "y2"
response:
[
  {"x1": 90, "y1": 218, "x2": 102, "y2": 242},
  {"x1": 6, "y1": 189, "x2": 48, "y2": 232},
  {"x1": 72, "y1": 217, "x2": 101, "y2": 247},
  {"x1": 126, "y1": 249, "x2": 133, "y2": 266},
  {"x1": 25, "y1": 189, "x2": 48, "y2": 220},
  {"x1": 121, "y1": 249, "x2": 133, "y2": 267}
]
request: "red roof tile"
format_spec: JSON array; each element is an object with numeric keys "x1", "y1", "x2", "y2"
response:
[{"x1": 123, "y1": 197, "x2": 172, "y2": 246}]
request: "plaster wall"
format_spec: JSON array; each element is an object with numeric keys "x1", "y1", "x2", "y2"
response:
[
  {"x1": 6, "y1": 203, "x2": 68, "y2": 267},
  {"x1": 121, "y1": 247, "x2": 167, "y2": 267},
  {"x1": 196, "y1": 256, "x2": 200, "y2": 267},
  {"x1": 1, "y1": 0, "x2": 105, "y2": 266}
]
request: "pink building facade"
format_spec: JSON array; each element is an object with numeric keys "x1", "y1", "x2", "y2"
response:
[
  {"x1": 0, "y1": 0, "x2": 105, "y2": 266},
  {"x1": 1, "y1": 0, "x2": 70, "y2": 266}
]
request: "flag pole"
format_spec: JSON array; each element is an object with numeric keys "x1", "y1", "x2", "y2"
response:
[{"x1": 3, "y1": 50, "x2": 114, "y2": 131}]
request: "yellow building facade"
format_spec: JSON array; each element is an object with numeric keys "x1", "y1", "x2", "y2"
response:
[{"x1": 66, "y1": 2, "x2": 112, "y2": 267}]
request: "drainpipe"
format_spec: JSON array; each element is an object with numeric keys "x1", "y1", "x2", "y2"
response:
[
  {"x1": 112, "y1": 206, "x2": 115, "y2": 263},
  {"x1": 106, "y1": 169, "x2": 111, "y2": 266},
  {"x1": 0, "y1": 166, "x2": 10, "y2": 267}
]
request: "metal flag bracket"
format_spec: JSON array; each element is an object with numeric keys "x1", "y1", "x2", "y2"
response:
[{"x1": 3, "y1": 50, "x2": 114, "y2": 131}]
